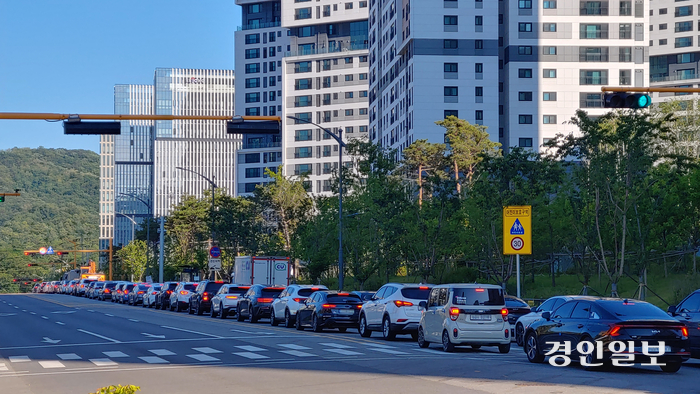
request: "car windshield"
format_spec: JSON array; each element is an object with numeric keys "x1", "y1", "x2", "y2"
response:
[
  {"x1": 183, "y1": 284, "x2": 196, "y2": 291},
  {"x1": 228, "y1": 287, "x2": 249, "y2": 294},
  {"x1": 401, "y1": 287, "x2": 431, "y2": 300},
  {"x1": 326, "y1": 294, "x2": 362, "y2": 303},
  {"x1": 600, "y1": 300, "x2": 671, "y2": 319},
  {"x1": 506, "y1": 298, "x2": 528, "y2": 308},
  {"x1": 262, "y1": 288, "x2": 285, "y2": 297},
  {"x1": 205, "y1": 282, "x2": 225, "y2": 293},
  {"x1": 298, "y1": 288, "x2": 321, "y2": 296},
  {"x1": 167, "y1": 283, "x2": 178, "y2": 290},
  {"x1": 452, "y1": 288, "x2": 505, "y2": 306}
]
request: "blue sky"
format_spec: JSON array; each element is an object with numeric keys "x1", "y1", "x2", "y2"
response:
[{"x1": 0, "y1": 0, "x2": 240, "y2": 153}]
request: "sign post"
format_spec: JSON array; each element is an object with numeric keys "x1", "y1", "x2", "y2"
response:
[
  {"x1": 503, "y1": 206, "x2": 532, "y2": 298},
  {"x1": 208, "y1": 246, "x2": 222, "y2": 275}
]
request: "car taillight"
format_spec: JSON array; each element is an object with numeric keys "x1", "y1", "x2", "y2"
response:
[
  {"x1": 449, "y1": 307, "x2": 460, "y2": 321},
  {"x1": 293, "y1": 298, "x2": 306, "y2": 302},
  {"x1": 137, "y1": 291, "x2": 144, "y2": 295},
  {"x1": 501, "y1": 308, "x2": 508, "y2": 321},
  {"x1": 152, "y1": 291, "x2": 158, "y2": 295},
  {"x1": 610, "y1": 326, "x2": 622, "y2": 336},
  {"x1": 257, "y1": 298, "x2": 273, "y2": 303},
  {"x1": 105, "y1": 289, "x2": 110, "y2": 293},
  {"x1": 475, "y1": 288, "x2": 484, "y2": 292},
  {"x1": 419, "y1": 286, "x2": 429, "y2": 290},
  {"x1": 81, "y1": 285, "x2": 85, "y2": 288},
  {"x1": 180, "y1": 291, "x2": 189, "y2": 295},
  {"x1": 225, "y1": 295, "x2": 238, "y2": 299},
  {"x1": 681, "y1": 327, "x2": 689, "y2": 338},
  {"x1": 167, "y1": 290, "x2": 172, "y2": 294},
  {"x1": 322, "y1": 304, "x2": 336, "y2": 309},
  {"x1": 394, "y1": 300, "x2": 414, "y2": 307},
  {"x1": 356, "y1": 304, "x2": 362, "y2": 308},
  {"x1": 124, "y1": 290, "x2": 129, "y2": 294}
]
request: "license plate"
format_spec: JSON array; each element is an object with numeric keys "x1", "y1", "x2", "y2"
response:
[
  {"x1": 338, "y1": 309, "x2": 354, "y2": 315},
  {"x1": 470, "y1": 314, "x2": 490, "y2": 321}
]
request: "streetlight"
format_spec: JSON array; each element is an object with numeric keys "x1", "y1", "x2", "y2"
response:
[
  {"x1": 287, "y1": 116, "x2": 346, "y2": 291},
  {"x1": 119, "y1": 193, "x2": 153, "y2": 279},
  {"x1": 115, "y1": 213, "x2": 137, "y2": 245},
  {"x1": 175, "y1": 167, "x2": 217, "y2": 245}
]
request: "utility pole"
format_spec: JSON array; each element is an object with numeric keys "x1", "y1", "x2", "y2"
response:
[{"x1": 159, "y1": 216, "x2": 165, "y2": 282}]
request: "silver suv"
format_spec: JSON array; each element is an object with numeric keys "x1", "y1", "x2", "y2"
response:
[
  {"x1": 358, "y1": 283, "x2": 433, "y2": 340},
  {"x1": 270, "y1": 284, "x2": 328, "y2": 327}
]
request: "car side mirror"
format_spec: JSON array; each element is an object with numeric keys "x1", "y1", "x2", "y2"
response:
[
  {"x1": 542, "y1": 311, "x2": 551, "y2": 321},
  {"x1": 667, "y1": 305, "x2": 677, "y2": 315},
  {"x1": 419, "y1": 301, "x2": 427, "y2": 310},
  {"x1": 531, "y1": 306, "x2": 538, "y2": 313}
]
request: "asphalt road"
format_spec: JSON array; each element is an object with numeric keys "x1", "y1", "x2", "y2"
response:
[{"x1": 0, "y1": 294, "x2": 697, "y2": 394}]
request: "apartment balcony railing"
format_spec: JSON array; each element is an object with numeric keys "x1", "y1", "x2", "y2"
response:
[
  {"x1": 242, "y1": 141, "x2": 281, "y2": 149},
  {"x1": 285, "y1": 42, "x2": 369, "y2": 57},
  {"x1": 650, "y1": 73, "x2": 698, "y2": 83},
  {"x1": 237, "y1": 21, "x2": 281, "y2": 31}
]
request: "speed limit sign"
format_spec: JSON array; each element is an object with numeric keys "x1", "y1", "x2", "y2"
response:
[
  {"x1": 503, "y1": 206, "x2": 531, "y2": 255},
  {"x1": 511, "y1": 237, "x2": 524, "y2": 251}
]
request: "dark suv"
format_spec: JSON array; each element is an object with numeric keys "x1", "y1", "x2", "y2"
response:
[
  {"x1": 189, "y1": 280, "x2": 226, "y2": 315},
  {"x1": 157, "y1": 282, "x2": 179, "y2": 309},
  {"x1": 237, "y1": 284, "x2": 286, "y2": 323}
]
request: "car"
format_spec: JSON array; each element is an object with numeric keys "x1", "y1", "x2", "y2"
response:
[
  {"x1": 98, "y1": 281, "x2": 119, "y2": 301},
  {"x1": 169, "y1": 282, "x2": 198, "y2": 312},
  {"x1": 67, "y1": 280, "x2": 79, "y2": 295},
  {"x1": 358, "y1": 283, "x2": 433, "y2": 340},
  {"x1": 667, "y1": 289, "x2": 700, "y2": 358},
  {"x1": 156, "y1": 282, "x2": 179, "y2": 310},
  {"x1": 210, "y1": 284, "x2": 250, "y2": 319},
  {"x1": 189, "y1": 280, "x2": 227, "y2": 315},
  {"x1": 270, "y1": 284, "x2": 328, "y2": 328},
  {"x1": 295, "y1": 291, "x2": 363, "y2": 332},
  {"x1": 236, "y1": 284, "x2": 285, "y2": 323},
  {"x1": 505, "y1": 295, "x2": 532, "y2": 342},
  {"x1": 89, "y1": 282, "x2": 105, "y2": 299},
  {"x1": 351, "y1": 291, "x2": 375, "y2": 303},
  {"x1": 76, "y1": 279, "x2": 97, "y2": 297},
  {"x1": 119, "y1": 283, "x2": 136, "y2": 304},
  {"x1": 417, "y1": 283, "x2": 511, "y2": 353},
  {"x1": 128, "y1": 283, "x2": 152, "y2": 305},
  {"x1": 143, "y1": 284, "x2": 162, "y2": 308},
  {"x1": 523, "y1": 297, "x2": 691, "y2": 373},
  {"x1": 112, "y1": 282, "x2": 127, "y2": 302},
  {"x1": 32, "y1": 283, "x2": 40, "y2": 293},
  {"x1": 513, "y1": 295, "x2": 587, "y2": 347}
]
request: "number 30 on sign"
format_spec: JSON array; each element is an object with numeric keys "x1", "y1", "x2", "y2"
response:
[{"x1": 503, "y1": 206, "x2": 531, "y2": 255}]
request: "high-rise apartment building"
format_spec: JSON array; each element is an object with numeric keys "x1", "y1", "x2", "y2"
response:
[{"x1": 99, "y1": 68, "x2": 236, "y2": 252}]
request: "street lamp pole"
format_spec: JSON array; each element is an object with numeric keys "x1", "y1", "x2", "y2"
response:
[
  {"x1": 287, "y1": 116, "x2": 345, "y2": 291},
  {"x1": 115, "y1": 213, "x2": 137, "y2": 245},
  {"x1": 119, "y1": 193, "x2": 153, "y2": 278},
  {"x1": 175, "y1": 167, "x2": 217, "y2": 246}
]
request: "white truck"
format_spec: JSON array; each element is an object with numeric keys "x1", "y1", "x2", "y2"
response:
[{"x1": 233, "y1": 256, "x2": 290, "y2": 286}]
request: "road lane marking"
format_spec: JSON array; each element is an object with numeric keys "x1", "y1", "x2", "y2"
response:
[
  {"x1": 280, "y1": 350, "x2": 316, "y2": 357},
  {"x1": 8, "y1": 356, "x2": 30, "y2": 363},
  {"x1": 323, "y1": 349, "x2": 363, "y2": 356},
  {"x1": 319, "y1": 343, "x2": 353, "y2": 349},
  {"x1": 55, "y1": 322, "x2": 65, "y2": 325},
  {"x1": 138, "y1": 356, "x2": 169, "y2": 364},
  {"x1": 235, "y1": 345, "x2": 266, "y2": 352},
  {"x1": 279, "y1": 344, "x2": 311, "y2": 350},
  {"x1": 229, "y1": 328, "x2": 256, "y2": 334},
  {"x1": 367, "y1": 348, "x2": 409, "y2": 355},
  {"x1": 233, "y1": 352, "x2": 269, "y2": 360},
  {"x1": 56, "y1": 353, "x2": 81, "y2": 360},
  {"x1": 161, "y1": 326, "x2": 223, "y2": 338},
  {"x1": 186, "y1": 354, "x2": 219, "y2": 362},
  {"x1": 129, "y1": 319, "x2": 139, "y2": 322},
  {"x1": 89, "y1": 359, "x2": 118, "y2": 367},
  {"x1": 192, "y1": 347, "x2": 222, "y2": 354},
  {"x1": 149, "y1": 349, "x2": 175, "y2": 356},
  {"x1": 104, "y1": 314, "x2": 114, "y2": 317},
  {"x1": 29, "y1": 312, "x2": 36, "y2": 315},
  {"x1": 77, "y1": 329, "x2": 121, "y2": 343},
  {"x1": 21, "y1": 310, "x2": 26, "y2": 312},
  {"x1": 87, "y1": 310, "x2": 95, "y2": 312},
  {"x1": 50, "y1": 311, "x2": 76, "y2": 314},
  {"x1": 0, "y1": 364, "x2": 7, "y2": 371},
  {"x1": 102, "y1": 351, "x2": 129, "y2": 358},
  {"x1": 41, "y1": 316, "x2": 49, "y2": 320},
  {"x1": 39, "y1": 361, "x2": 65, "y2": 369}
]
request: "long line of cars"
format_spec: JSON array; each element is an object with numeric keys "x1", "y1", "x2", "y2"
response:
[{"x1": 45, "y1": 277, "x2": 699, "y2": 373}]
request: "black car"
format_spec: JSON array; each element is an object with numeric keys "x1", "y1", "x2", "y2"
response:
[
  {"x1": 667, "y1": 289, "x2": 700, "y2": 358},
  {"x1": 156, "y1": 282, "x2": 179, "y2": 309},
  {"x1": 295, "y1": 291, "x2": 362, "y2": 332},
  {"x1": 236, "y1": 284, "x2": 285, "y2": 323},
  {"x1": 523, "y1": 297, "x2": 691, "y2": 373},
  {"x1": 505, "y1": 295, "x2": 532, "y2": 341},
  {"x1": 189, "y1": 280, "x2": 226, "y2": 315}
]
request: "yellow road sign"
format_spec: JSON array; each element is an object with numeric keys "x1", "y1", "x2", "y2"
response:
[{"x1": 503, "y1": 206, "x2": 531, "y2": 255}]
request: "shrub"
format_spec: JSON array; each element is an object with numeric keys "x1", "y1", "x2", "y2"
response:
[{"x1": 90, "y1": 385, "x2": 141, "y2": 394}]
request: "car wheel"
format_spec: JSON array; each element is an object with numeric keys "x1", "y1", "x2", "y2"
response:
[
  {"x1": 660, "y1": 362, "x2": 682, "y2": 373},
  {"x1": 196, "y1": 304, "x2": 204, "y2": 316},
  {"x1": 312, "y1": 314, "x2": 322, "y2": 332},
  {"x1": 498, "y1": 343, "x2": 511, "y2": 354},
  {"x1": 142, "y1": 300, "x2": 147, "y2": 308},
  {"x1": 295, "y1": 314, "x2": 304, "y2": 331},
  {"x1": 210, "y1": 304, "x2": 217, "y2": 318},
  {"x1": 382, "y1": 316, "x2": 396, "y2": 340},
  {"x1": 358, "y1": 314, "x2": 371, "y2": 337},
  {"x1": 417, "y1": 326, "x2": 430, "y2": 348},
  {"x1": 236, "y1": 306, "x2": 245, "y2": 321},
  {"x1": 284, "y1": 309, "x2": 292, "y2": 328},
  {"x1": 249, "y1": 308, "x2": 258, "y2": 323},
  {"x1": 515, "y1": 324, "x2": 524, "y2": 347},
  {"x1": 442, "y1": 330, "x2": 455, "y2": 353},
  {"x1": 270, "y1": 309, "x2": 279, "y2": 326},
  {"x1": 188, "y1": 304, "x2": 194, "y2": 314},
  {"x1": 525, "y1": 332, "x2": 545, "y2": 363},
  {"x1": 219, "y1": 305, "x2": 227, "y2": 319},
  {"x1": 411, "y1": 332, "x2": 419, "y2": 340},
  {"x1": 338, "y1": 327, "x2": 347, "y2": 333}
]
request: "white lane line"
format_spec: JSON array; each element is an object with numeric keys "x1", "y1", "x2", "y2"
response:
[
  {"x1": 102, "y1": 351, "x2": 129, "y2": 358},
  {"x1": 21, "y1": 310, "x2": 26, "y2": 312},
  {"x1": 55, "y1": 322, "x2": 65, "y2": 326},
  {"x1": 39, "y1": 361, "x2": 65, "y2": 369},
  {"x1": 413, "y1": 348, "x2": 459, "y2": 355},
  {"x1": 323, "y1": 349, "x2": 363, "y2": 356},
  {"x1": 89, "y1": 359, "x2": 118, "y2": 367},
  {"x1": 363, "y1": 343, "x2": 395, "y2": 349},
  {"x1": 229, "y1": 328, "x2": 256, "y2": 334},
  {"x1": 104, "y1": 314, "x2": 114, "y2": 317},
  {"x1": 192, "y1": 347, "x2": 223, "y2": 354},
  {"x1": 161, "y1": 326, "x2": 223, "y2": 339},
  {"x1": 280, "y1": 350, "x2": 316, "y2": 357},
  {"x1": 8, "y1": 356, "x2": 30, "y2": 363},
  {"x1": 278, "y1": 344, "x2": 311, "y2": 350},
  {"x1": 129, "y1": 319, "x2": 139, "y2": 323},
  {"x1": 0, "y1": 363, "x2": 7, "y2": 371},
  {"x1": 29, "y1": 312, "x2": 36, "y2": 315},
  {"x1": 319, "y1": 343, "x2": 353, "y2": 349},
  {"x1": 235, "y1": 345, "x2": 266, "y2": 352},
  {"x1": 77, "y1": 329, "x2": 121, "y2": 343},
  {"x1": 138, "y1": 356, "x2": 169, "y2": 364},
  {"x1": 367, "y1": 348, "x2": 408, "y2": 355},
  {"x1": 56, "y1": 353, "x2": 81, "y2": 360},
  {"x1": 87, "y1": 310, "x2": 95, "y2": 313},
  {"x1": 186, "y1": 354, "x2": 219, "y2": 362},
  {"x1": 149, "y1": 349, "x2": 175, "y2": 356},
  {"x1": 233, "y1": 352, "x2": 269, "y2": 360},
  {"x1": 41, "y1": 316, "x2": 49, "y2": 320},
  {"x1": 13, "y1": 306, "x2": 18, "y2": 309}
]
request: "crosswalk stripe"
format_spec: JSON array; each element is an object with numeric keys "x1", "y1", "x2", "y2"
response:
[
  {"x1": 149, "y1": 349, "x2": 176, "y2": 356},
  {"x1": 192, "y1": 347, "x2": 223, "y2": 354},
  {"x1": 367, "y1": 348, "x2": 409, "y2": 355},
  {"x1": 319, "y1": 343, "x2": 353, "y2": 349},
  {"x1": 279, "y1": 344, "x2": 312, "y2": 350},
  {"x1": 39, "y1": 361, "x2": 65, "y2": 369},
  {"x1": 90, "y1": 358, "x2": 118, "y2": 367},
  {"x1": 0, "y1": 363, "x2": 8, "y2": 371},
  {"x1": 138, "y1": 356, "x2": 169, "y2": 364},
  {"x1": 187, "y1": 354, "x2": 219, "y2": 362},
  {"x1": 56, "y1": 353, "x2": 81, "y2": 360},
  {"x1": 8, "y1": 356, "x2": 30, "y2": 363},
  {"x1": 235, "y1": 345, "x2": 266, "y2": 352},
  {"x1": 233, "y1": 352, "x2": 269, "y2": 360},
  {"x1": 102, "y1": 351, "x2": 129, "y2": 358},
  {"x1": 280, "y1": 350, "x2": 316, "y2": 357},
  {"x1": 324, "y1": 348, "x2": 363, "y2": 356}
]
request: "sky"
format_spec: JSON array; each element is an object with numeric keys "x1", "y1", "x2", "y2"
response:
[{"x1": 0, "y1": 0, "x2": 240, "y2": 153}]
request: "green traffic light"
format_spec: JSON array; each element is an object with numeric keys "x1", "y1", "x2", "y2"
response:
[
  {"x1": 0, "y1": 196, "x2": 4, "y2": 202},
  {"x1": 637, "y1": 94, "x2": 651, "y2": 108}
]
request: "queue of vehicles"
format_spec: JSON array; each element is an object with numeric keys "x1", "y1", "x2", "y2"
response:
[{"x1": 32, "y1": 277, "x2": 699, "y2": 373}]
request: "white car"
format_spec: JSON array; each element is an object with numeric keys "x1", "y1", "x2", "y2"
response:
[
  {"x1": 417, "y1": 283, "x2": 511, "y2": 353},
  {"x1": 513, "y1": 295, "x2": 586, "y2": 346},
  {"x1": 358, "y1": 283, "x2": 433, "y2": 340},
  {"x1": 209, "y1": 284, "x2": 251, "y2": 319},
  {"x1": 143, "y1": 284, "x2": 162, "y2": 308},
  {"x1": 270, "y1": 284, "x2": 328, "y2": 327},
  {"x1": 168, "y1": 282, "x2": 198, "y2": 312}
]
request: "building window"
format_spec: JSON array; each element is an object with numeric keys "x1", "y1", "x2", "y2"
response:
[
  {"x1": 519, "y1": 115, "x2": 533, "y2": 124},
  {"x1": 360, "y1": 1, "x2": 367, "y2": 7},
  {"x1": 244, "y1": 153, "x2": 260, "y2": 163},
  {"x1": 345, "y1": 74, "x2": 353, "y2": 81},
  {"x1": 295, "y1": 147, "x2": 313, "y2": 159},
  {"x1": 543, "y1": 23, "x2": 556, "y2": 32},
  {"x1": 580, "y1": 1, "x2": 608, "y2": 16},
  {"x1": 359, "y1": 90, "x2": 368, "y2": 97},
  {"x1": 245, "y1": 63, "x2": 260, "y2": 74},
  {"x1": 619, "y1": 23, "x2": 632, "y2": 39},
  {"x1": 294, "y1": 61, "x2": 312, "y2": 73},
  {"x1": 345, "y1": 57, "x2": 353, "y2": 64},
  {"x1": 245, "y1": 93, "x2": 260, "y2": 103},
  {"x1": 675, "y1": 37, "x2": 693, "y2": 48},
  {"x1": 676, "y1": 21, "x2": 693, "y2": 32},
  {"x1": 660, "y1": 24, "x2": 667, "y2": 31},
  {"x1": 444, "y1": 110, "x2": 458, "y2": 118},
  {"x1": 294, "y1": 95, "x2": 312, "y2": 107},
  {"x1": 519, "y1": 0, "x2": 532, "y2": 9},
  {"x1": 543, "y1": 1, "x2": 557, "y2": 9},
  {"x1": 294, "y1": 164, "x2": 312, "y2": 176},
  {"x1": 444, "y1": 63, "x2": 458, "y2": 73},
  {"x1": 619, "y1": 1, "x2": 631, "y2": 16},
  {"x1": 519, "y1": 138, "x2": 533, "y2": 147},
  {"x1": 580, "y1": 93, "x2": 603, "y2": 108},
  {"x1": 543, "y1": 69, "x2": 557, "y2": 78},
  {"x1": 245, "y1": 78, "x2": 260, "y2": 88},
  {"x1": 659, "y1": 39, "x2": 667, "y2": 45},
  {"x1": 345, "y1": 92, "x2": 354, "y2": 99},
  {"x1": 245, "y1": 49, "x2": 260, "y2": 59},
  {"x1": 295, "y1": 7, "x2": 312, "y2": 20},
  {"x1": 580, "y1": 24, "x2": 608, "y2": 39},
  {"x1": 619, "y1": 47, "x2": 632, "y2": 62},
  {"x1": 245, "y1": 168, "x2": 261, "y2": 178},
  {"x1": 359, "y1": 126, "x2": 368, "y2": 133},
  {"x1": 543, "y1": 92, "x2": 557, "y2": 101},
  {"x1": 345, "y1": 2, "x2": 353, "y2": 9},
  {"x1": 543, "y1": 46, "x2": 557, "y2": 55},
  {"x1": 619, "y1": 70, "x2": 632, "y2": 85},
  {"x1": 675, "y1": 6, "x2": 693, "y2": 17},
  {"x1": 295, "y1": 129, "x2": 313, "y2": 141},
  {"x1": 245, "y1": 107, "x2": 260, "y2": 116},
  {"x1": 659, "y1": 8, "x2": 667, "y2": 15},
  {"x1": 475, "y1": 63, "x2": 483, "y2": 73},
  {"x1": 294, "y1": 112, "x2": 312, "y2": 124},
  {"x1": 475, "y1": 16, "x2": 483, "y2": 26},
  {"x1": 345, "y1": 109, "x2": 354, "y2": 116},
  {"x1": 244, "y1": 183, "x2": 258, "y2": 193},
  {"x1": 475, "y1": 87, "x2": 483, "y2": 96},
  {"x1": 518, "y1": 46, "x2": 532, "y2": 55},
  {"x1": 543, "y1": 115, "x2": 557, "y2": 124},
  {"x1": 519, "y1": 68, "x2": 533, "y2": 78},
  {"x1": 359, "y1": 108, "x2": 368, "y2": 115},
  {"x1": 519, "y1": 92, "x2": 533, "y2": 101},
  {"x1": 444, "y1": 16, "x2": 458, "y2": 25},
  {"x1": 475, "y1": 40, "x2": 483, "y2": 49},
  {"x1": 295, "y1": 78, "x2": 312, "y2": 90},
  {"x1": 444, "y1": 87, "x2": 458, "y2": 96},
  {"x1": 519, "y1": 23, "x2": 533, "y2": 32},
  {"x1": 579, "y1": 70, "x2": 608, "y2": 85},
  {"x1": 475, "y1": 110, "x2": 484, "y2": 121},
  {"x1": 245, "y1": 34, "x2": 260, "y2": 44},
  {"x1": 444, "y1": 39, "x2": 458, "y2": 49}
]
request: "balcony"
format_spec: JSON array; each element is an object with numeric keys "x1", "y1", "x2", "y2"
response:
[
  {"x1": 285, "y1": 42, "x2": 369, "y2": 57},
  {"x1": 650, "y1": 72, "x2": 698, "y2": 83},
  {"x1": 237, "y1": 21, "x2": 281, "y2": 31},
  {"x1": 242, "y1": 141, "x2": 281, "y2": 149}
]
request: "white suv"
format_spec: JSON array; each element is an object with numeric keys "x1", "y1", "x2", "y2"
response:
[
  {"x1": 270, "y1": 284, "x2": 328, "y2": 328},
  {"x1": 417, "y1": 283, "x2": 511, "y2": 353},
  {"x1": 210, "y1": 284, "x2": 251, "y2": 319},
  {"x1": 358, "y1": 283, "x2": 432, "y2": 339}
]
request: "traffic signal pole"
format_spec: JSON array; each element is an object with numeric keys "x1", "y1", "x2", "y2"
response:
[
  {"x1": 602, "y1": 86, "x2": 700, "y2": 93},
  {"x1": 0, "y1": 112, "x2": 280, "y2": 122}
]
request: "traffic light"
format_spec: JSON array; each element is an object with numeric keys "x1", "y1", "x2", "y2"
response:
[
  {"x1": 24, "y1": 251, "x2": 36, "y2": 256},
  {"x1": 27, "y1": 263, "x2": 38, "y2": 267},
  {"x1": 0, "y1": 196, "x2": 4, "y2": 202},
  {"x1": 63, "y1": 120, "x2": 121, "y2": 135},
  {"x1": 604, "y1": 92, "x2": 652, "y2": 109},
  {"x1": 227, "y1": 118, "x2": 280, "y2": 134}
]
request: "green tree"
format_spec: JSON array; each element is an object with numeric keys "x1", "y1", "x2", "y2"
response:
[
  {"x1": 116, "y1": 240, "x2": 148, "y2": 281},
  {"x1": 402, "y1": 139, "x2": 446, "y2": 207},
  {"x1": 165, "y1": 195, "x2": 209, "y2": 274}
]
